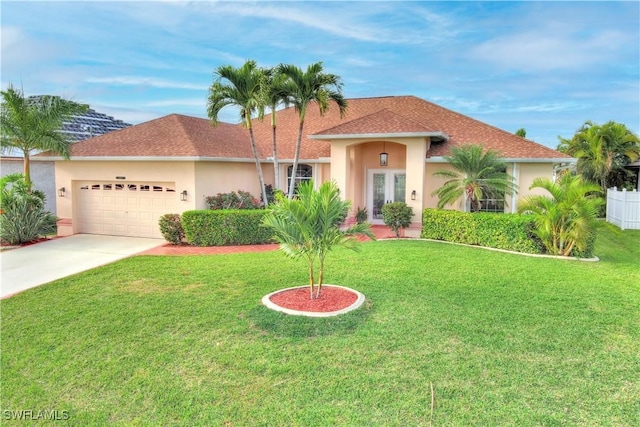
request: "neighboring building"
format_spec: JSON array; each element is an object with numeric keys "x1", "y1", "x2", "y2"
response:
[
  {"x1": 1, "y1": 103, "x2": 131, "y2": 213},
  {"x1": 40, "y1": 95, "x2": 573, "y2": 239}
]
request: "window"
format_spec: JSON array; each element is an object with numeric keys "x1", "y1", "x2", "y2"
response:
[
  {"x1": 287, "y1": 164, "x2": 313, "y2": 193},
  {"x1": 478, "y1": 197, "x2": 505, "y2": 213}
]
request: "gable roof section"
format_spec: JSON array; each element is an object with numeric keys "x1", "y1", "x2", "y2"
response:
[
  {"x1": 42, "y1": 114, "x2": 251, "y2": 159},
  {"x1": 312, "y1": 108, "x2": 447, "y2": 139}
]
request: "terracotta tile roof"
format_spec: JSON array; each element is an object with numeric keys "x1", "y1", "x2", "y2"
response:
[{"x1": 40, "y1": 96, "x2": 569, "y2": 161}]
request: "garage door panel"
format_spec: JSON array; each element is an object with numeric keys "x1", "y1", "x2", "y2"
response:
[{"x1": 77, "y1": 181, "x2": 177, "y2": 238}]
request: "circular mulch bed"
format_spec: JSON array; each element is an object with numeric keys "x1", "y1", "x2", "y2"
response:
[{"x1": 262, "y1": 285, "x2": 365, "y2": 317}]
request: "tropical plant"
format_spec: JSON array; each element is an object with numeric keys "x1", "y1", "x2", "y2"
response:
[
  {"x1": 355, "y1": 207, "x2": 368, "y2": 224},
  {"x1": 208, "y1": 60, "x2": 271, "y2": 206},
  {"x1": 557, "y1": 120, "x2": 640, "y2": 193},
  {"x1": 381, "y1": 202, "x2": 413, "y2": 238},
  {"x1": 0, "y1": 84, "x2": 88, "y2": 187},
  {"x1": 0, "y1": 173, "x2": 56, "y2": 245},
  {"x1": 262, "y1": 180, "x2": 373, "y2": 299},
  {"x1": 277, "y1": 62, "x2": 348, "y2": 198},
  {"x1": 518, "y1": 173, "x2": 605, "y2": 257},
  {"x1": 431, "y1": 144, "x2": 518, "y2": 212}
]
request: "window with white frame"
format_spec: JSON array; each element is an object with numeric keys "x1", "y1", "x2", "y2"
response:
[
  {"x1": 286, "y1": 164, "x2": 313, "y2": 193},
  {"x1": 478, "y1": 197, "x2": 505, "y2": 213}
]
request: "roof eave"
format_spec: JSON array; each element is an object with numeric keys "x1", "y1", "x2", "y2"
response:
[
  {"x1": 46, "y1": 156, "x2": 329, "y2": 163},
  {"x1": 309, "y1": 131, "x2": 449, "y2": 140},
  {"x1": 426, "y1": 157, "x2": 577, "y2": 163}
]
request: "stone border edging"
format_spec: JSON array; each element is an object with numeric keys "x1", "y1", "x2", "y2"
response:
[
  {"x1": 377, "y1": 237, "x2": 600, "y2": 262},
  {"x1": 262, "y1": 285, "x2": 366, "y2": 317}
]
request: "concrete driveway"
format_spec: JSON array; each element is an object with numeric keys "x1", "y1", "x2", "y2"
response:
[{"x1": 1, "y1": 234, "x2": 163, "y2": 299}]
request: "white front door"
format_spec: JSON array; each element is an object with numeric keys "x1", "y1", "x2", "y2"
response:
[{"x1": 367, "y1": 169, "x2": 406, "y2": 224}]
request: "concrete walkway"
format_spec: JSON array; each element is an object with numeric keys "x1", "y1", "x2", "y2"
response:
[{"x1": 0, "y1": 235, "x2": 163, "y2": 299}]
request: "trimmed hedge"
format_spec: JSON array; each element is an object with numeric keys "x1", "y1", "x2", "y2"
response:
[
  {"x1": 181, "y1": 210, "x2": 273, "y2": 246},
  {"x1": 421, "y1": 209, "x2": 545, "y2": 254}
]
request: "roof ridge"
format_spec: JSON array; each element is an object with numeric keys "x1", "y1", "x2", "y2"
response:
[{"x1": 173, "y1": 114, "x2": 204, "y2": 153}]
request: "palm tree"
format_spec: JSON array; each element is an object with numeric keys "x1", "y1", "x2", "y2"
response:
[
  {"x1": 557, "y1": 120, "x2": 640, "y2": 193},
  {"x1": 208, "y1": 60, "x2": 270, "y2": 206},
  {"x1": 518, "y1": 174, "x2": 604, "y2": 257},
  {"x1": 263, "y1": 68, "x2": 291, "y2": 191},
  {"x1": 277, "y1": 62, "x2": 348, "y2": 198},
  {"x1": 262, "y1": 180, "x2": 373, "y2": 299},
  {"x1": 0, "y1": 84, "x2": 88, "y2": 187},
  {"x1": 431, "y1": 144, "x2": 517, "y2": 212}
]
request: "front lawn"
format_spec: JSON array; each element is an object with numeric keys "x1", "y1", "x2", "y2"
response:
[{"x1": 1, "y1": 229, "x2": 639, "y2": 425}]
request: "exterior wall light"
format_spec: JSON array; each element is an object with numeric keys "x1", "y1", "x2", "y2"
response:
[
  {"x1": 180, "y1": 190, "x2": 188, "y2": 202},
  {"x1": 379, "y1": 141, "x2": 388, "y2": 166},
  {"x1": 411, "y1": 190, "x2": 417, "y2": 201},
  {"x1": 58, "y1": 187, "x2": 66, "y2": 197}
]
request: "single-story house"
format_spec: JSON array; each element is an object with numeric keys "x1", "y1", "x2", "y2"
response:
[{"x1": 38, "y1": 95, "x2": 573, "y2": 239}]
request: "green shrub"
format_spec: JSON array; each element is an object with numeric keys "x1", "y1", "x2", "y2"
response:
[
  {"x1": 1, "y1": 197, "x2": 57, "y2": 245},
  {"x1": 355, "y1": 207, "x2": 368, "y2": 224},
  {"x1": 0, "y1": 173, "x2": 57, "y2": 245},
  {"x1": 182, "y1": 210, "x2": 273, "y2": 246},
  {"x1": 205, "y1": 190, "x2": 262, "y2": 210},
  {"x1": 158, "y1": 213, "x2": 185, "y2": 245},
  {"x1": 421, "y1": 209, "x2": 544, "y2": 254},
  {"x1": 263, "y1": 185, "x2": 285, "y2": 205},
  {"x1": 381, "y1": 202, "x2": 413, "y2": 238}
]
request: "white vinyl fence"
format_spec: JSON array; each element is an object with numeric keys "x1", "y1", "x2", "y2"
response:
[{"x1": 606, "y1": 187, "x2": 640, "y2": 230}]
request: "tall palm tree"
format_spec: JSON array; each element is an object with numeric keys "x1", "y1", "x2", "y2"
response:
[
  {"x1": 262, "y1": 180, "x2": 373, "y2": 299},
  {"x1": 0, "y1": 84, "x2": 88, "y2": 187},
  {"x1": 277, "y1": 62, "x2": 348, "y2": 198},
  {"x1": 208, "y1": 60, "x2": 270, "y2": 206},
  {"x1": 263, "y1": 68, "x2": 291, "y2": 191},
  {"x1": 557, "y1": 120, "x2": 640, "y2": 193},
  {"x1": 518, "y1": 174, "x2": 604, "y2": 257},
  {"x1": 431, "y1": 144, "x2": 517, "y2": 212}
]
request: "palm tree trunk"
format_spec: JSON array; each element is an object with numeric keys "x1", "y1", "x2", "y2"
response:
[
  {"x1": 272, "y1": 125, "x2": 280, "y2": 190},
  {"x1": 317, "y1": 256, "x2": 325, "y2": 299},
  {"x1": 247, "y1": 126, "x2": 269, "y2": 207},
  {"x1": 288, "y1": 121, "x2": 305, "y2": 199},
  {"x1": 308, "y1": 258, "x2": 315, "y2": 299},
  {"x1": 22, "y1": 150, "x2": 32, "y2": 188}
]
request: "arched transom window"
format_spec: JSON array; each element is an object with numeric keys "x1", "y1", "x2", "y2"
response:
[{"x1": 287, "y1": 164, "x2": 313, "y2": 192}]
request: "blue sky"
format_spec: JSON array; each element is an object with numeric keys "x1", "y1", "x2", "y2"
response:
[{"x1": 2, "y1": 1, "x2": 638, "y2": 149}]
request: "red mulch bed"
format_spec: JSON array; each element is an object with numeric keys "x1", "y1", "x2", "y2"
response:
[
  {"x1": 0, "y1": 237, "x2": 59, "y2": 248},
  {"x1": 269, "y1": 286, "x2": 358, "y2": 312}
]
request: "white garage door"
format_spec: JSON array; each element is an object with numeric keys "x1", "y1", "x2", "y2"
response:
[{"x1": 77, "y1": 181, "x2": 178, "y2": 238}]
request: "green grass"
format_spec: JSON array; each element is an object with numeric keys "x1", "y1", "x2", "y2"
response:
[{"x1": 1, "y1": 228, "x2": 639, "y2": 425}]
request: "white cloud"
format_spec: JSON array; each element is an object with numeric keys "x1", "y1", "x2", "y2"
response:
[
  {"x1": 85, "y1": 76, "x2": 208, "y2": 91},
  {"x1": 143, "y1": 98, "x2": 207, "y2": 108},
  {"x1": 471, "y1": 26, "x2": 628, "y2": 72}
]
